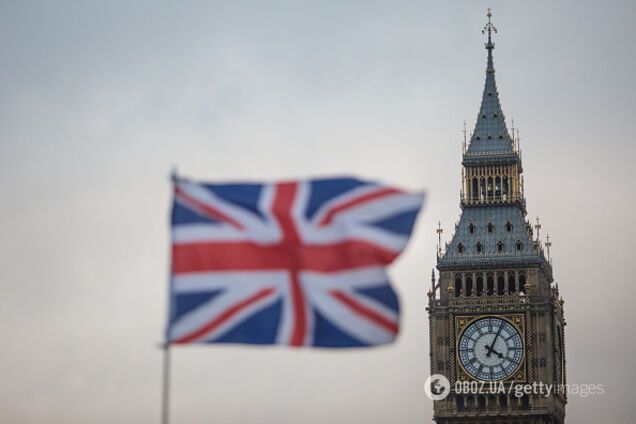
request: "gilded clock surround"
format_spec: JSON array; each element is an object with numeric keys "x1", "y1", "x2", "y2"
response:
[{"x1": 454, "y1": 314, "x2": 527, "y2": 383}]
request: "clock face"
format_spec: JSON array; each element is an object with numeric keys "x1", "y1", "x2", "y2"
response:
[{"x1": 458, "y1": 317, "x2": 524, "y2": 381}]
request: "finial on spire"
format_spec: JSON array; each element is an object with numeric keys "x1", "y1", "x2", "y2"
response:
[
  {"x1": 431, "y1": 269, "x2": 436, "y2": 295},
  {"x1": 545, "y1": 234, "x2": 552, "y2": 262},
  {"x1": 463, "y1": 121, "x2": 467, "y2": 149},
  {"x1": 535, "y1": 216, "x2": 542, "y2": 241},
  {"x1": 482, "y1": 8, "x2": 497, "y2": 50},
  {"x1": 436, "y1": 221, "x2": 444, "y2": 259},
  {"x1": 461, "y1": 121, "x2": 468, "y2": 154}
]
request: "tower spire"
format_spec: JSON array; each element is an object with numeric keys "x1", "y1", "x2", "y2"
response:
[{"x1": 464, "y1": 8, "x2": 515, "y2": 159}]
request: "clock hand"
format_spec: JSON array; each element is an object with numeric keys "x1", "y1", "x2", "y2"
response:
[
  {"x1": 484, "y1": 344, "x2": 504, "y2": 359},
  {"x1": 487, "y1": 321, "x2": 505, "y2": 357}
]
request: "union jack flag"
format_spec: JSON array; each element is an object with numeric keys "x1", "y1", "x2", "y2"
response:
[{"x1": 167, "y1": 176, "x2": 424, "y2": 348}]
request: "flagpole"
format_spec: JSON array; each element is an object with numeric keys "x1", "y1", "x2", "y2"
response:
[
  {"x1": 161, "y1": 343, "x2": 171, "y2": 424},
  {"x1": 162, "y1": 168, "x2": 177, "y2": 424}
]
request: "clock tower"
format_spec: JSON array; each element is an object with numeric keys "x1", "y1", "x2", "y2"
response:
[{"x1": 428, "y1": 10, "x2": 566, "y2": 423}]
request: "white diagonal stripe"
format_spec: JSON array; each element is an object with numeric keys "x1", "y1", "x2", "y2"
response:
[
  {"x1": 330, "y1": 192, "x2": 424, "y2": 226},
  {"x1": 300, "y1": 267, "x2": 389, "y2": 291}
]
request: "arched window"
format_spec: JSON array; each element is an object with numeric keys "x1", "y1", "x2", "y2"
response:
[
  {"x1": 454, "y1": 274, "x2": 462, "y2": 297},
  {"x1": 488, "y1": 394, "x2": 496, "y2": 409},
  {"x1": 519, "y1": 272, "x2": 527, "y2": 294},
  {"x1": 478, "y1": 395, "x2": 486, "y2": 410},
  {"x1": 476, "y1": 273, "x2": 484, "y2": 296},
  {"x1": 467, "y1": 395, "x2": 475, "y2": 409},
  {"x1": 497, "y1": 273, "x2": 505, "y2": 295},
  {"x1": 495, "y1": 176, "x2": 501, "y2": 201},
  {"x1": 487, "y1": 222, "x2": 494, "y2": 233},
  {"x1": 469, "y1": 223, "x2": 475, "y2": 234},
  {"x1": 456, "y1": 395, "x2": 465, "y2": 411},
  {"x1": 506, "y1": 221, "x2": 513, "y2": 232},
  {"x1": 476, "y1": 242, "x2": 483, "y2": 254},
  {"x1": 497, "y1": 241, "x2": 504, "y2": 252},
  {"x1": 503, "y1": 176, "x2": 509, "y2": 200},
  {"x1": 472, "y1": 178, "x2": 478, "y2": 202},
  {"x1": 521, "y1": 395, "x2": 530, "y2": 410},
  {"x1": 508, "y1": 272, "x2": 517, "y2": 294},
  {"x1": 486, "y1": 273, "x2": 494, "y2": 296},
  {"x1": 499, "y1": 394, "x2": 508, "y2": 408},
  {"x1": 487, "y1": 177, "x2": 494, "y2": 200},
  {"x1": 457, "y1": 243, "x2": 464, "y2": 253},
  {"x1": 480, "y1": 178, "x2": 486, "y2": 201},
  {"x1": 465, "y1": 274, "x2": 473, "y2": 296},
  {"x1": 516, "y1": 240, "x2": 523, "y2": 251}
]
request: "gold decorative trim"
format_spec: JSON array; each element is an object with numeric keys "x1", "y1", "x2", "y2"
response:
[{"x1": 453, "y1": 313, "x2": 527, "y2": 383}]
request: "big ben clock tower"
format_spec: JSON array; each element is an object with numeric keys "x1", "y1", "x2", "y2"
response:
[{"x1": 428, "y1": 10, "x2": 567, "y2": 423}]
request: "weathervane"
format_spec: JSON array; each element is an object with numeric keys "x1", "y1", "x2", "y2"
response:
[{"x1": 482, "y1": 8, "x2": 497, "y2": 49}]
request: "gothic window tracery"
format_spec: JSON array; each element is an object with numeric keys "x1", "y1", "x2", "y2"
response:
[
  {"x1": 497, "y1": 273, "x2": 505, "y2": 295},
  {"x1": 456, "y1": 396, "x2": 465, "y2": 411},
  {"x1": 519, "y1": 272, "x2": 527, "y2": 294},
  {"x1": 486, "y1": 273, "x2": 494, "y2": 296},
  {"x1": 499, "y1": 394, "x2": 507, "y2": 408},
  {"x1": 495, "y1": 176, "x2": 501, "y2": 200},
  {"x1": 508, "y1": 271, "x2": 517, "y2": 294},
  {"x1": 503, "y1": 176, "x2": 509, "y2": 200},
  {"x1": 476, "y1": 273, "x2": 484, "y2": 296},
  {"x1": 465, "y1": 274, "x2": 473, "y2": 296}
]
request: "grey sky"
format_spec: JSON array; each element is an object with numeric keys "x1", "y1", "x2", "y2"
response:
[{"x1": 1, "y1": 1, "x2": 634, "y2": 423}]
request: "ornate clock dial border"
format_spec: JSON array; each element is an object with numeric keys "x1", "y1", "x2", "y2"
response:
[{"x1": 451, "y1": 313, "x2": 529, "y2": 384}]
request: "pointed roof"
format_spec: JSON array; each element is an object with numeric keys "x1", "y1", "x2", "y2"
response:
[
  {"x1": 464, "y1": 11, "x2": 519, "y2": 164},
  {"x1": 437, "y1": 204, "x2": 552, "y2": 277}
]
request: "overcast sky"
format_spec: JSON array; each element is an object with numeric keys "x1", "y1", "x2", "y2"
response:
[{"x1": 1, "y1": 1, "x2": 635, "y2": 423}]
